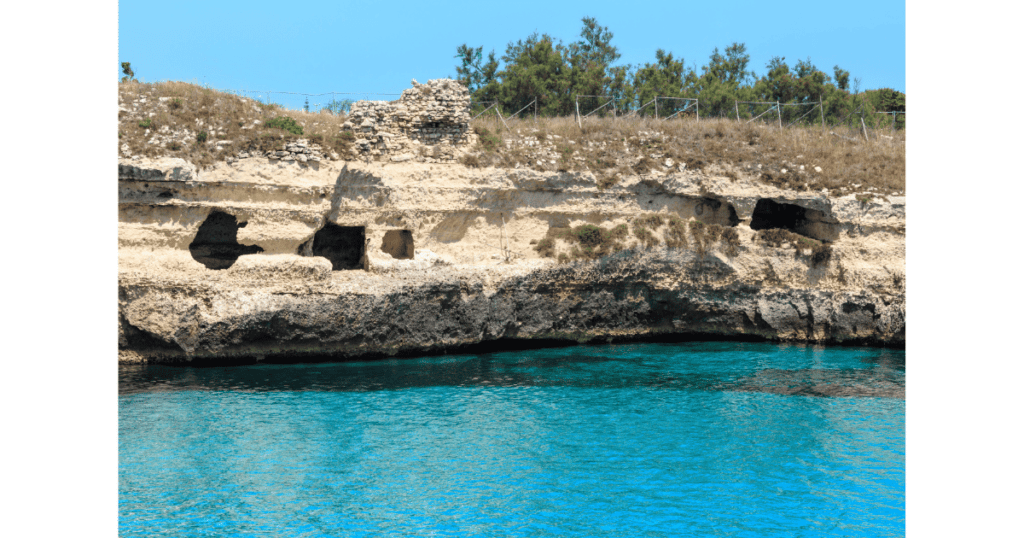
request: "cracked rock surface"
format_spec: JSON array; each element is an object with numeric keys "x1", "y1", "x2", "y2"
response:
[{"x1": 119, "y1": 157, "x2": 904, "y2": 363}]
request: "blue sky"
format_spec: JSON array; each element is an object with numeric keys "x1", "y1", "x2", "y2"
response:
[{"x1": 119, "y1": 0, "x2": 904, "y2": 109}]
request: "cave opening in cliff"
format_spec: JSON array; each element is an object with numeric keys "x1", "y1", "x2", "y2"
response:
[
  {"x1": 189, "y1": 210, "x2": 264, "y2": 270},
  {"x1": 311, "y1": 224, "x2": 365, "y2": 270},
  {"x1": 381, "y1": 230, "x2": 415, "y2": 260},
  {"x1": 749, "y1": 199, "x2": 811, "y2": 234}
]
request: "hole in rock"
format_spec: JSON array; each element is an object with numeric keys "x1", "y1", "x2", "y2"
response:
[
  {"x1": 749, "y1": 198, "x2": 835, "y2": 241},
  {"x1": 750, "y1": 199, "x2": 807, "y2": 232},
  {"x1": 311, "y1": 224, "x2": 365, "y2": 270},
  {"x1": 189, "y1": 210, "x2": 264, "y2": 270},
  {"x1": 381, "y1": 230, "x2": 415, "y2": 260}
]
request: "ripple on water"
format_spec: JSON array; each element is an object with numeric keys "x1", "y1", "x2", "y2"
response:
[{"x1": 120, "y1": 342, "x2": 904, "y2": 537}]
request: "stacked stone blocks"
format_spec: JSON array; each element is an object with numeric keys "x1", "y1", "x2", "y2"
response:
[{"x1": 343, "y1": 78, "x2": 473, "y2": 163}]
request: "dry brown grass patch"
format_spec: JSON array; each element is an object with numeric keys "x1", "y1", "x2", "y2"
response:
[
  {"x1": 467, "y1": 115, "x2": 903, "y2": 194},
  {"x1": 120, "y1": 82, "x2": 903, "y2": 194},
  {"x1": 119, "y1": 80, "x2": 350, "y2": 169}
]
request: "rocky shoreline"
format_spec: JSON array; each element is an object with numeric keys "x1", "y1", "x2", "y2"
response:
[{"x1": 118, "y1": 154, "x2": 904, "y2": 364}]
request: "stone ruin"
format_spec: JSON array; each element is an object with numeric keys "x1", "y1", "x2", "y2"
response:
[{"x1": 342, "y1": 78, "x2": 473, "y2": 163}]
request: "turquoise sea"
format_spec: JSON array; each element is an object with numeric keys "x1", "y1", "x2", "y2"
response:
[{"x1": 119, "y1": 341, "x2": 905, "y2": 537}]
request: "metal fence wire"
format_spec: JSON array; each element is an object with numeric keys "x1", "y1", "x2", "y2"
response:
[
  {"x1": 576, "y1": 95, "x2": 617, "y2": 119},
  {"x1": 215, "y1": 89, "x2": 401, "y2": 114},
  {"x1": 654, "y1": 97, "x2": 698, "y2": 121},
  {"x1": 207, "y1": 86, "x2": 904, "y2": 136}
]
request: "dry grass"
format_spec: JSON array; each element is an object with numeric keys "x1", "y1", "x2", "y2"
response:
[
  {"x1": 120, "y1": 82, "x2": 904, "y2": 195},
  {"x1": 118, "y1": 80, "x2": 353, "y2": 169},
  {"x1": 465, "y1": 115, "x2": 905, "y2": 195}
]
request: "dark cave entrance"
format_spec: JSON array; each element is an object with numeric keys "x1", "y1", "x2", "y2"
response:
[
  {"x1": 311, "y1": 224, "x2": 365, "y2": 270},
  {"x1": 189, "y1": 210, "x2": 264, "y2": 270},
  {"x1": 750, "y1": 199, "x2": 810, "y2": 234},
  {"x1": 381, "y1": 230, "x2": 415, "y2": 260}
]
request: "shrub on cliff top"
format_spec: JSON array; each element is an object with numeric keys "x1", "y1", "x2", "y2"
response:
[
  {"x1": 118, "y1": 80, "x2": 351, "y2": 170},
  {"x1": 474, "y1": 125, "x2": 501, "y2": 152},
  {"x1": 265, "y1": 116, "x2": 304, "y2": 135}
]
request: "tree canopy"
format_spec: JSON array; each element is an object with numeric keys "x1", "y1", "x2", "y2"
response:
[{"x1": 453, "y1": 17, "x2": 905, "y2": 128}]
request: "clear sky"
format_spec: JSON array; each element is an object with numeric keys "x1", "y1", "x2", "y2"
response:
[{"x1": 118, "y1": 0, "x2": 904, "y2": 109}]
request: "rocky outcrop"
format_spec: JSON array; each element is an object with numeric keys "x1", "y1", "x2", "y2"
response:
[{"x1": 118, "y1": 149, "x2": 905, "y2": 363}]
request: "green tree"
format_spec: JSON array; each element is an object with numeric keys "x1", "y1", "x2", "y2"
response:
[
  {"x1": 754, "y1": 56, "x2": 796, "y2": 104},
  {"x1": 121, "y1": 62, "x2": 135, "y2": 83},
  {"x1": 863, "y1": 88, "x2": 906, "y2": 128},
  {"x1": 705, "y1": 43, "x2": 753, "y2": 86},
  {"x1": 833, "y1": 65, "x2": 850, "y2": 92},
  {"x1": 455, "y1": 44, "x2": 501, "y2": 101},
  {"x1": 631, "y1": 49, "x2": 691, "y2": 116},
  {"x1": 499, "y1": 33, "x2": 572, "y2": 116},
  {"x1": 690, "y1": 43, "x2": 755, "y2": 118},
  {"x1": 558, "y1": 17, "x2": 622, "y2": 115},
  {"x1": 607, "y1": 64, "x2": 636, "y2": 114}
]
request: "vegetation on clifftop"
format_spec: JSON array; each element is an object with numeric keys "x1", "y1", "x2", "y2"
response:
[
  {"x1": 118, "y1": 80, "x2": 356, "y2": 169},
  {"x1": 119, "y1": 79, "x2": 904, "y2": 196},
  {"x1": 462, "y1": 114, "x2": 904, "y2": 196},
  {"x1": 455, "y1": 17, "x2": 905, "y2": 129}
]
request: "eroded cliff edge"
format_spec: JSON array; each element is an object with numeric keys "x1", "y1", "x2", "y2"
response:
[{"x1": 118, "y1": 153, "x2": 904, "y2": 363}]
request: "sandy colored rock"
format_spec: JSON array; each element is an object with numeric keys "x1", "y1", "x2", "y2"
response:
[{"x1": 119, "y1": 152, "x2": 905, "y2": 363}]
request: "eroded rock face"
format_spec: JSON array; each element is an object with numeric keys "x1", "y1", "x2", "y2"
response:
[
  {"x1": 117, "y1": 252, "x2": 903, "y2": 363},
  {"x1": 118, "y1": 157, "x2": 905, "y2": 364}
]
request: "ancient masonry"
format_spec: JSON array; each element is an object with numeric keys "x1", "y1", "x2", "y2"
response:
[
  {"x1": 342, "y1": 78, "x2": 474, "y2": 163},
  {"x1": 233, "y1": 139, "x2": 328, "y2": 164}
]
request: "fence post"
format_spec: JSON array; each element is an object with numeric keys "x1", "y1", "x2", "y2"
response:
[
  {"x1": 736, "y1": 101, "x2": 740, "y2": 122},
  {"x1": 654, "y1": 97, "x2": 658, "y2": 119},
  {"x1": 496, "y1": 108, "x2": 512, "y2": 133},
  {"x1": 696, "y1": 100, "x2": 699, "y2": 123},
  {"x1": 534, "y1": 99, "x2": 537, "y2": 123},
  {"x1": 819, "y1": 97, "x2": 825, "y2": 131},
  {"x1": 575, "y1": 97, "x2": 582, "y2": 130},
  {"x1": 777, "y1": 100, "x2": 781, "y2": 128},
  {"x1": 860, "y1": 115, "x2": 869, "y2": 141}
]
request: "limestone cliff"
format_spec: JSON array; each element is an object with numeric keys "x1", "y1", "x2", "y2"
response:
[{"x1": 118, "y1": 152, "x2": 905, "y2": 363}]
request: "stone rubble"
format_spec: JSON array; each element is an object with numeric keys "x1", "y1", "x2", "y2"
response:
[
  {"x1": 341, "y1": 78, "x2": 474, "y2": 163},
  {"x1": 232, "y1": 139, "x2": 326, "y2": 165}
]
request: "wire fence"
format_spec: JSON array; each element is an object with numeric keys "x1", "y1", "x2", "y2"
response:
[
  {"x1": 471, "y1": 95, "x2": 903, "y2": 135},
  {"x1": 214, "y1": 89, "x2": 403, "y2": 114},
  {"x1": 198, "y1": 84, "x2": 905, "y2": 138}
]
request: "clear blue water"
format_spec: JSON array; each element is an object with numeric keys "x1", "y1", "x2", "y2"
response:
[{"x1": 119, "y1": 342, "x2": 905, "y2": 537}]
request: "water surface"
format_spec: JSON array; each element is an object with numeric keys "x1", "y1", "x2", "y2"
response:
[{"x1": 120, "y1": 342, "x2": 905, "y2": 537}]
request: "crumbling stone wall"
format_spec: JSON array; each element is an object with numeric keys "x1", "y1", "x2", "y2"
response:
[
  {"x1": 234, "y1": 139, "x2": 328, "y2": 164},
  {"x1": 342, "y1": 79, "x2": 473, "y2": 163}
]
